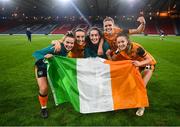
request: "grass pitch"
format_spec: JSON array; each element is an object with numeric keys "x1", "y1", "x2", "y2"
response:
[{"x1": 0, "y1": 35, "x2": 180, "y2": 126}]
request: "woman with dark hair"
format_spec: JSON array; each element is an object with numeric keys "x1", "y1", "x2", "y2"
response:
[
  {"x1": 112, "y1": 33, "x2": 157, "y2": 116},
  {"x1": 84, "y1": 27, "x2": 111, "y2": 60}
]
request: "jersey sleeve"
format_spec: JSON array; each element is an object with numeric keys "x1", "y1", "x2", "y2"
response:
[
  {"x1": 136, "y1": 46, "x2": 147, "y2": 57},
  {"x1": 103, "y1": 40, "x2": 111, "y2": 53},
  {"x1": 84, "y1": 47, "x2": 91, "y2": 58},
  {"x1": 32, "y1": 45, "x2": 54, "y2": 61}
]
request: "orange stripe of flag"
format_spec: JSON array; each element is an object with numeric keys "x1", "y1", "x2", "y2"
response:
[{"x1": 105, "y1": 60, "x2": 149, "y2": 110}]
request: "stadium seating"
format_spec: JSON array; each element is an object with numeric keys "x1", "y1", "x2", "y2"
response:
[
  {"x1": 0, "y1": 18, "x2": 179, "y2": 35},
  {"x1": 33, "y1": 24, "x2": 58, "y2": 34},
  {"x1": 0, "y1": 23, "x2": 58, "y2": 34},
  {"x1": 144, "y1": 21, "x2": 158, "y2": 34},
  {"x1": 51, "y1": 24, "x2": 74, "y2": 34},
  {"x1": 157, "y1": 19, "x2": 175, "y2": 35},
  {"x1": 2, "y1": 24, "x2": 28, "y2": 34},
  {"x1": 0, "y1": 21, "x2": 18, "y2": 33},
  {"x1": 175, "y1": 19, "x2": 180, "y2": 35},
  {"x1": 118, "y1": 20, "x2": 137, "y2": 30}
]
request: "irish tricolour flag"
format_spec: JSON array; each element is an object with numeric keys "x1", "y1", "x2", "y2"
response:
[{"x1": 47, "y1": 56, "x2": 149, "y2": 113}]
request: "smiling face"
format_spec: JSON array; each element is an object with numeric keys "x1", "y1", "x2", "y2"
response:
[
  {"x1": 103, "y1": 20, "x2": 114, "y2": 34},
  {"x1": 89, "y1": 29, "x2": 101, "y2": 44},
  {"x1": 75, "y1": 31, "x2": 85, "y2": 45},
  {"x1": 63, "y1": 36, "x2": 75, "y2": 51},
  {"x1": 116, "y1": 36, "x2": 129, "y2": 51}
]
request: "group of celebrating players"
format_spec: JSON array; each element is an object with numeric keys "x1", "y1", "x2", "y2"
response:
[{"x1": 33, "y1": 14, "x2": 156, "y2": 118}]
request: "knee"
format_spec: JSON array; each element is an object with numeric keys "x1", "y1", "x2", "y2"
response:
[
  {"x1": 144, "y1": 69, "x2": 153, "y2": 76},
  {"x1": 39, "y1": 84, "x2": 48, "y2": 95}
]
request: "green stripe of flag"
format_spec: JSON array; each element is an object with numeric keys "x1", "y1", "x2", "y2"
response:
[{"x1": 47, "y1": 56, "x2": 80, "y2": 112}]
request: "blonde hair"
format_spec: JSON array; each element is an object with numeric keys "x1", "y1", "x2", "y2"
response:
[
  {"x1": 61, "y1": 31, "x2": 75, "y2": 42},
  {"x1": 103, "y1": 17, "x2": 114, "y2": 24}
]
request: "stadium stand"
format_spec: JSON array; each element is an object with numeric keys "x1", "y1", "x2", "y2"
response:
[
  {"x1": 33, "y1": 24, "x2": 58, "y2": 34},
  {"x1": 51, "y1": 24, "x2": 74, "y2": 34},
  {"x1": 144, "y1": 21, "x2": 158, "y2": 34},
  {"x1": 2, "y1": 24, "x2": 29, "y2": 34},
  {"x1": 0, "y1": 18, "x2": 179, "y2": 35},
  {"x1": 118, "y1": 20, "x2": 137, "y2": 30},
  {"x1": 157, "y1": 18, "x2": 175, "y2": 35},
  {"x1": 0, "y1": 21, "x2": 18, "y2": 33},
  {"x1": 0, "y1": 23, "x2": 58, "y2": 34},
  {"x1": 175, "y1": 19, "x2": 180, "y2": 35}
]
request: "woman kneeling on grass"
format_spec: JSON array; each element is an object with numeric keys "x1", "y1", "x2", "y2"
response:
[
  {"x1": 112, "y1": 33, "x2": 157, "y2": 116},
  {"x1": 32, "y1": 32, "x2": 75, "y2": 118}
]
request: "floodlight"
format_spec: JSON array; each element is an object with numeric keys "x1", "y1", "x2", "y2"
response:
[{"x1": 58, "y1": 0, "x2": 70, "y2": 4}]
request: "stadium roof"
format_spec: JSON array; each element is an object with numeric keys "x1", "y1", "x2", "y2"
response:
[{"x1": 0, "y1": 0, "x2": 179, "y2": 16}]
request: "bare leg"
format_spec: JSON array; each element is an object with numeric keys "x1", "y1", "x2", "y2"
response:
[
  {"x1": 136, "y1": 69, "x2": 153, "y2": 116},
  {"x1": 35, "y1": 67, "x2": 48, "y2": 118}
]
